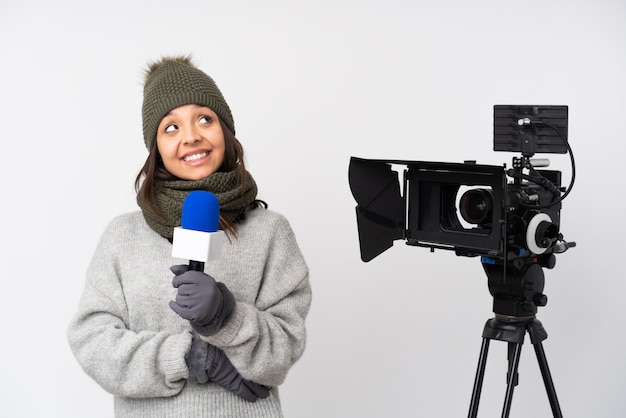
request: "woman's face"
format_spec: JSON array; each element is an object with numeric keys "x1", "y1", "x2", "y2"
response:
[{"x1": 156, "y1": 104, "x2": 226, "y2": 180}]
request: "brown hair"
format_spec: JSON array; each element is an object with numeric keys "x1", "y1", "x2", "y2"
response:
[{"x1": 134, "y1": 118, "x2": 264, "y2": 237}]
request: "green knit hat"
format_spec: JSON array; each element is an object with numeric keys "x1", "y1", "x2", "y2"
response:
[{"x1": 141, "y1": 56, "x2": 235, "y2": 150}]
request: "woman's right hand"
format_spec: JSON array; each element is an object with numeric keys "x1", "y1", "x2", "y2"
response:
[{"x1": 169, "y1": 265, "x2": 222, "y2": 326}]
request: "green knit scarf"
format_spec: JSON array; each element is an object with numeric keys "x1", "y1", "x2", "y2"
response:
[{"x1": 137, "y1": 169, "x2": 258, "y2": 239}]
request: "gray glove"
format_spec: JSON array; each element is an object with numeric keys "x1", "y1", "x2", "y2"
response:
[
  {"x1": 186, "y1": 333, "x2": 271, "y2": 402},
  {"x1": 169, "y1": 265, "x2": 235, "y2": 336}
]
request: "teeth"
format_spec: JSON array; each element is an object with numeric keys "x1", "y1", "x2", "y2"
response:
[{"x1": 183, "y1": 152, "x2": 208, "y2": 162}]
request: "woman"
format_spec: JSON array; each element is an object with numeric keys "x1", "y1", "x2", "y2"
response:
[{"x1": 67, "y1": 56, "x2": 312, "y2": 417}]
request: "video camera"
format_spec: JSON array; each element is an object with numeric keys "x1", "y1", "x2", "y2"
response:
[{"x1": 349, "y1": 105, "x2": 576, "y2": 317}]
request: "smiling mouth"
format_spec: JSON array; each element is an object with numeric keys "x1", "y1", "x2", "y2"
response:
[{"x1": 183, "y1": 151, "x2": 209, "y2": 162}]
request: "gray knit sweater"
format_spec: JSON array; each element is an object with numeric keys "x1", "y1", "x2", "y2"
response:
[{"x1": 67, "y1": 208, "x2": 311, "y2": 417}]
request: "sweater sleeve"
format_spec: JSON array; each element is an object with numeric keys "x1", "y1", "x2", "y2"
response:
[
  {"x1": 203, "y1": 213, "x2": 312, "y2": 387},
  {"x1": 67, "y1": 219, "x2": 192, "y2": 398}
]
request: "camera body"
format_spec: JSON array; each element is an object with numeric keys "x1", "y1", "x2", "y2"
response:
[
  {"x1": 406, "y1": 158, "x2": 562, "y2": 261},
  {"x1": 350, "y1": 157, "x2": 562, "y2": 263}
]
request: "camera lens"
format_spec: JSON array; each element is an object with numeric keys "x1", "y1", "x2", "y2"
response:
[{"x1": 460, "y1": 189, "x2": 493, "y2": 225}]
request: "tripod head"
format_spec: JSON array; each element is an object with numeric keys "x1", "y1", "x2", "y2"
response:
[{"x1": 483, "y1": 257, "x2": 548, "y2": 318}]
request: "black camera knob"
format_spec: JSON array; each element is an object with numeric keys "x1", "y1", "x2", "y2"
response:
[{"x1": 534, "y1": 293, "x2": 548, "y2": 307}]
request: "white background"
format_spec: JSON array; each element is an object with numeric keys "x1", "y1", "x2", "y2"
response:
[{"x1": 1, "y1": 1, "x2": 624, "y2": 417}]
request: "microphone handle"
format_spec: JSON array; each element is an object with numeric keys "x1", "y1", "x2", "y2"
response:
[{"x1": 189, "y1": 260, "x2": 205, "y2": 272}]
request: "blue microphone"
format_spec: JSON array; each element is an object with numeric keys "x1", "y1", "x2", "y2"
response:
[
  {"x1": 172, "y1": 191, "x2": 225, "y2": 271},
  {"x1": 182, "y1": 190, "x2": 220, "y2": 233}
]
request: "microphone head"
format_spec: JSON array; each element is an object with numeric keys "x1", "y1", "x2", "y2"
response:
[{"x1": 181, "y1": 191, "x2": 220, "y2": 232}]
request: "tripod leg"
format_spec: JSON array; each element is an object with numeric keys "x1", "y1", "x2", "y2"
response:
[
  {"x1": 468, "y1": 338, "x2": 490, "y2": 418},
  {"x1": 501, "y1": 342, "x2": 522, "y2": 418},
  {"x1": 506, "y1": 342, "x2": 519, "y2": 387},
  {"x1": 533, "y1": 341, "x2": 563, "y2": 418}
]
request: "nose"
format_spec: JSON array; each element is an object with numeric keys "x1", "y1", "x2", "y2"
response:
[{"x1": 182, "y1": 124, "x2": 201, "y2": 145}]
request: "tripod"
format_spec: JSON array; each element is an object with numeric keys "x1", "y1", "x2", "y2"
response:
[{"x1": 468, "y1": 262, "x2": 563, "y2": 418}]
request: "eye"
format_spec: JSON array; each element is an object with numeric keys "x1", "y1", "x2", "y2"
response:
[
  {"x1": 199, "y1": 115, "x2": 213, "y2": 124},
  {"x1": 164, "y1": 123, "x2": 178, "y2": 133}
]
